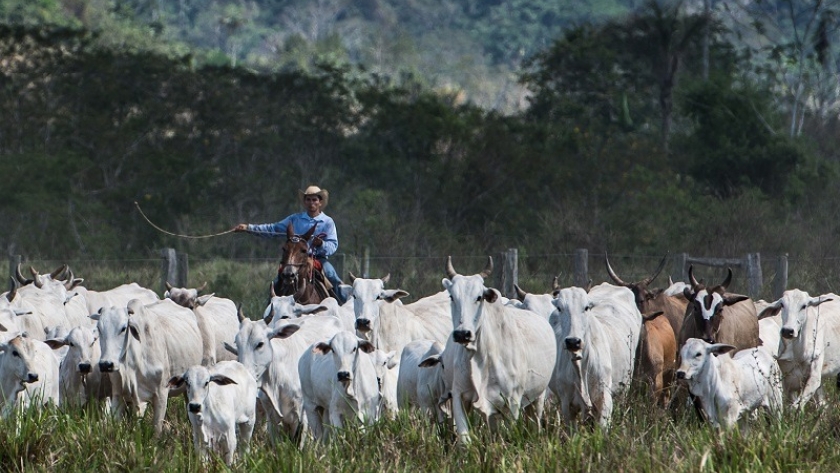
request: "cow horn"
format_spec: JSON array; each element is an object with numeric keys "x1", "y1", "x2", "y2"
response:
[
  {"x1": 445, "y1": 256, "x2": 457, "y2": 279},
  {"x1": 552, "y1": 276, "x2": 560, "y2": 291},
  {"x1": 7, "y1": 277, "x2": 18, "y2": 302},
  {"x1": 49, "y1": 264, "x2": 67, "y2": 280},
  {"x1": 604, "y1": 252, "x2": 628, "y2": 286},
  {"x1": 265, "y1": 305, "x2": 275, "y2": 325},
  {"x1": 165, "y1": 281, "x2": 174, "y2": 291},
  {"x1": 31, "y1": 267, "x2": 44, "y2": 288},
  {"x1": 688, "y1": 265, "x2": 700, "y2": 288},
  {"x1": 270, "y1": 282, "x2": 277, "y2": 298},
  {"x1": 478, "y1": 256, "x2": 493, "y2": 279},
  {"x1": 381, "y1": 274, "x2": 391, "y2": 284},
  {"x1": 642, "y1": 254, "x2": 668, "y2": 286},
  {"x1": 14, "y1": 264, "x2": 27, "y2": 284},
  {"x1": 348, "y1": 272, "x2": 357, "y2": 282},
  {"x1": 237, "y1": 305, "x2": 246, "y2": 323},
  {"x1": 721, "y1": 268, "x2": 732, "y2": 289},
  {"x1": 196, "y1": 281, "x2": 208, "y2": 293},
  {"x1": 514, "y1": 284, "x2": 527, "y2": 301}
]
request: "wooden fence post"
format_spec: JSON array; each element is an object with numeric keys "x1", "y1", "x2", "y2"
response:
[
  {"x1": 672, "y1": 253, "x2": 688, "y2": 283},
  {"x1": 501, "y1": 248, "x2": 518, "y2": 299},
  {"x1": 161, "y1": 248, "x2": 178, "y2": 294},
  {"x1": 574, "y1": 249, "x2": 588, "y2": 288},
  {"x1": 746, "y1": 253, "x2": 762, "y2": 299},
  {"x1": 773, "y1": 254, "x2": 788, "y2": 299},
  {"x1": 8, "y1": 254, "x2": 21, "y2": 283}
]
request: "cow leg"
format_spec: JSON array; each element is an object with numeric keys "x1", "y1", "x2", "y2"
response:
[
  {"x1": 303, "y1": 402, "x2": 324, "y2": 441},
  {"x1": 223, "y1": 428, "x2": 236, "y2": 465},
  {"x1": 793, "y1": 358, "x2": 825, "y2": 409},
  {"x1": 452, "y1": 393, "x2": 471, "y2": 444},
  {"x1": 598, "y1": 391, "x2": 613, "y2": 429},
  {"x1": 238, "y1": 418, "x2": 255, "y2": 456},
  {"x1": 151, "y1": 388, "x2": 169, "y2": 435}
]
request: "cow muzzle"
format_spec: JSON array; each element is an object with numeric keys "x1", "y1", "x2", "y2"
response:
[
  {"x1": 99, "y1": 360, "x2": 116, "y2": 373},
  {"x1": 564, "y1": 337, "x2": 582, "y2": 352},
  {"x1": 781, "y1": 327, "x2": 795, "y2": 339},
  {"x1": 78, "y1": 362, "x2": 92, "y2": 374},
  {"x1": 188, "y1": 403, "x2": 202, "y2": 413},
  {"x1": 337, "y1": 371, "x2": 351, "y2": 383},
  {"x1": 453, "y1": 330, "x2": 472, "y2": 345},
  {"x1": 25, "y1": 372, "x2": 39, "y2": 383},
  {"x1": 355, "y1": 319, "x2": 371, "y2": 332},
  {"x1": 676, "y1": 370, "x2": 688, "y2": 380}
]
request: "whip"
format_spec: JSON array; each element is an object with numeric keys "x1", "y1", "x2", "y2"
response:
[{"x1": 133, "y1": 201, "x2": 236, "y2": 239}]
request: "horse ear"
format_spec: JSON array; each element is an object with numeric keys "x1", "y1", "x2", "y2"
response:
[
  {"x1": 303, "y1": 223, "x2": 318, "y2": 240},
  {"x1": 286, "y1": 223, "x2": 295, "y2": 239}
]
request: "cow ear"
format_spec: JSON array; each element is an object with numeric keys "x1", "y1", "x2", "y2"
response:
[
  {"x1": 419, "y1": 355, "x2": 442, "y2": 368},
  {"x1": 757, "y1": 303, "x2": 782, "y2": 320},
  {"x1": 89, "y1": 307, "x2": 103, "y2": 321},
  {"x1": 682, "y1": 287, "x2": 694, "y2": 301},
  {"x1": 195, "y1": 294, "x2": 214, "y2": 307},
  {"x1": 442, "y1": 279, "x2": 453, "y2": 290},
  {"x1": 44, "y1": 338, "x2": 67, "y2": 350},
  {"x1": 810, "y1": 296, "x2": 833, "y2": 307},
  {"x1": 313, "y1": 342, "x2": 332, "y2": 355},
  {"x1": 723, "y1": 295, "x2": 749, "y2": 306},
  {"x1": 0, "y1": 322, "x2": 7, "y2": 332},
  {"x1": 223, "y1": 342, "x2": 238, "y2": 356},
  {"x1": 708, "y1": 344, "x2": 737, "y2": 356},
  {"x1": 385, "y1": 351, "x2": 398, "y2": 369},
  {"x1": 381, "y1": 289, "x2": 409, "y2": 302},
  {"x1": 271, "y1": 324, "x2": 300, "y2": 339},
  {"x1": 167, "y1": 375, "x2": 185, "y2": 389},
  {"x1": 483, "y1": 289, "x2": 498, "y2": 303},
  {"x1": 127, "y1": 323, "x2": 140, "y2": 342},
  {"x1": 358, "y1": 341, "x2": 375, "y2": 354},
  {"x1": 210, "y1": 374, "x2": 237, "y2": 386}
]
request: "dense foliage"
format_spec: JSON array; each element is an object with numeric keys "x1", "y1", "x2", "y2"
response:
[{"x1": 2, "y1": 2, "x2": 840, "y2": 283}]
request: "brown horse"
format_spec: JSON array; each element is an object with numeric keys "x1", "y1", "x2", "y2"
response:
[{"x1": 274, "y1": 222, "x2": 330, "y2": 304}]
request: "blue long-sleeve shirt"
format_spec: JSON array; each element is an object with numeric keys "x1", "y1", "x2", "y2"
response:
[{"x1": 246, "y1": 212, "x2": 338, "y2": 258}]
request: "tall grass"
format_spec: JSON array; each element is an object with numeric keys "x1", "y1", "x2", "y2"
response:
[{"x1": 1, "y1": 382, "x2": 839, "y2": 472}]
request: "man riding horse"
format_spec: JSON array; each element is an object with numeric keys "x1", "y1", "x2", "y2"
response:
[{"x1": 233, "y1": 185, "x2": 346, "y2": 304}]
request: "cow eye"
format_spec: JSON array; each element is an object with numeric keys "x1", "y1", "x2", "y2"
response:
[
  {"x1": 204, "y1": 381, "x2": 210, "y2": 386},
  {"x1": 119, "y1": 326, "x2": 127, "y2": 334},
  {"x1": 695, "y1": 352, "x2": 702, "y2": 358},
  {"x1": 255, "y1": 342, "x2": 264, "y2": 349},
  {"x1": 12, "y1": 351, "x2": 19, "y2": 358},
  {"x1": 68, "y1": 342, "x2": 75, "y2": 348}
]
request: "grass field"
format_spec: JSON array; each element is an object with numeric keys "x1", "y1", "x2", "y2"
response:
[{"x1": 1, "y1": 381, "x2": 839, "y2": 472}]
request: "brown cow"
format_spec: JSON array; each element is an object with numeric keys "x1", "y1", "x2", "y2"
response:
[
  {"x1": 605, "y1": 254, "x2": 679, "y2": 406},
  {"x1": 678, "y1": 266, "x2": 760, "y2": 351},
  {"x1": 637, "y1": 311, "x2": 677, "y2": 407}
]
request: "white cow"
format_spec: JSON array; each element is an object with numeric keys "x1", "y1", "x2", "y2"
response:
[
  {"x1": 224, "y1": 312, "x2": 342, "y2": 441},
  {"x1": 95, "y1": 299, "x2": 203, "y2": 434},
  {"x1": 348, "y1": 274, "x2": 453, "y2": 419},
  {"x1": 45, "y1": 326, "x2": 105, "y2": 406},
  {"x1": 164, "y1": 283, "x2": 238, "y2": 365},
  {"x1": 443, "y1": 257, "x2": 556, "y2": 443},
  {"x1": 398, "y1": 339, "x2": 448, "y2": 424},
  {"x1": 168, "y1": 361, "x2": 258, "y2": 465},
  {"x1": 757, "y1": 289, "x2": 840, "y2": 408},
  {"x1": 0, "y1": 334, "x2": 60, "y2": 415},
  {"x1": 754, "y1": 299, "x2": 783, "y2": 360},
  {"x1": 550, "y1": 283, "x2": 642, "y2": 429},
  {"x1": 676, "y1": 338, "x2": 782, "y2": 430},
  {"x1": 349, "y1": 274, "x2": 452, "y2": 357},
  {"x1": 71, "y1": 281, "x2": 160, "y2": 316},
  {"x1": 298, "y1": 331, "x2": 383, "y2": 441}
]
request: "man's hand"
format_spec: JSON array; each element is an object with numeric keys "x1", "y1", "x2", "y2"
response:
[
  {"x1": 311, "y1": 232, "x2": 328, "y2": 247},
  {"x1": 233, "y1": 223, "x2": 248, "y2": 233}
]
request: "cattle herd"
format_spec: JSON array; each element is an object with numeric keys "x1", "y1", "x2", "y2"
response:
[{"x1": 0, "y1": 256, "x2": 838, "y2": 465}]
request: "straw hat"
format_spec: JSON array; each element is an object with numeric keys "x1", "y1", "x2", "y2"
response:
[{"x1": 299, "y1": 185, "x2": 329, "y2": 209}]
